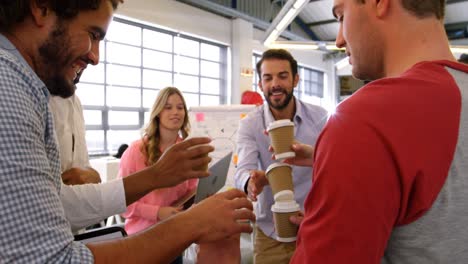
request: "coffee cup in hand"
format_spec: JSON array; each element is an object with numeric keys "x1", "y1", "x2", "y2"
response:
[
  {"x1": 267, "y1": 119, "x2": 295, "y2": 160},
  {"x1": 266, "y1": 162, "x2": 294, "y2": 201},
  {"x1": 271, "y1": 200, "x2": 300, "y2": 242}
]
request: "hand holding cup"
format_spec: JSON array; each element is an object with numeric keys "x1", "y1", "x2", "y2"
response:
[
  {"x1": 271, "y1": 200, "x2": 301, "y2": 242},
  {"x1": 267, "y1": 119, "x2": 295, "y2": 161}
]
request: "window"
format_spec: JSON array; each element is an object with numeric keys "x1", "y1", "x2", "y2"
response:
[
  {"x1": 252, "y1": 53, "x2": 261, "y2": 92},
  {"x1": 295, "y1": 67, "x2": 325, "y2": 106},
  {"x1": 77, "y1": 17, "x2": 227, "y2": 155},
  {"x1": 252, "y1": 54, "x2": 324, "y2": 106}
]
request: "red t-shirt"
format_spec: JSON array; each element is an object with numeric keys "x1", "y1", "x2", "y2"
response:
[{"x1": 291, "y1": 61, "x2": 468, "y2": 263}]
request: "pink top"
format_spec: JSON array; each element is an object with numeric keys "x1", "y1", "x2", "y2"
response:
[{"x1": 118, "y1": 138, "x2": 198, "y2": 235}]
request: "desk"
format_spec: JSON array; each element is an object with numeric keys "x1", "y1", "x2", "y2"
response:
[{"x1": 89, "y1": 157, "x2": 120, "y2": 182}]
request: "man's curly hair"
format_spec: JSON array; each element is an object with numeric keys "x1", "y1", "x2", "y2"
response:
[{"x1": 0, "y1": 0, "x2": 124, "y2": 33}]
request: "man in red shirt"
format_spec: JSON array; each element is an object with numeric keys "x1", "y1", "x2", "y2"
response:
[{"x1": 288, "y1": 0, "x2": 468, "y2": 263}]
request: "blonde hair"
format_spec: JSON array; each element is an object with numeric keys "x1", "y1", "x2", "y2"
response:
[{"x1": 142, "y1": 87, "x2": 190, "y2": 166}]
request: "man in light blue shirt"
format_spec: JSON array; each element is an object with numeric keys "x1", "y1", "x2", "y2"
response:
[
  {"x1": 234, "y1": 49, "x2": 328, "y2": 264},
  {"x1": 0, "y1": 0, "x2": 254, "y2": 263}
]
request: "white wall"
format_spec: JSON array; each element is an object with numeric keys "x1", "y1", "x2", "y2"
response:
[
  {"x1": 116, "y1": 0, "x2": 337, "y2": 109},
  {"x1": 231, "y1": 19, "x2": 254, "y2": 104}
]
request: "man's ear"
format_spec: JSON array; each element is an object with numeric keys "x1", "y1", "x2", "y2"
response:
[
  {"x1": 30, "y1": 0, "x2": 50, "y2": 27},
  {"x1": 375, "y1": 0, "x2": 390, "y2": 18},
  {"x1": 258, "y1": 80, "x2": 264, "y2": 92},
  {"x1": 293, "y1": 74, "x2": 299, "y2": 87}
]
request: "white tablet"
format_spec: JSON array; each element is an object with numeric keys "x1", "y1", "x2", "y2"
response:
[
  {"x1": 174, "y1": 152, "x2": 233, "y2": 209},
  {"x1": 194, "y1": 151, "x2": 233, "y2": 203}
]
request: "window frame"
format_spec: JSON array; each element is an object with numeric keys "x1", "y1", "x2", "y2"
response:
[{"x1": 78, "y1": 17, "x2": 228, "y2": 156}]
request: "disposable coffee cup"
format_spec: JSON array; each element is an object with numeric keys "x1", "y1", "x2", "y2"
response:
[
  {"x1": 187, "y1": 143, "x2": 211, "y2": 172},
  {"x1": 266, "y1": 163, "x2": 294, "y2": 200},
  {"x1": 271, "y1": 200, "x2": 300, "y2": 242},
  {"x1": 267, "y1": 119, "x2": 295, "y2": 160}
]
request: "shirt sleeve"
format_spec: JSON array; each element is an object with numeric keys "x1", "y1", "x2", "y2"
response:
[
  {"x1": 122, "y1": 199, "x2": 161, "y2": 221},
  {"x1": 187, "y1": 178, "x2": 198, "y2": 192},
  {"x1": 291, "y1": 113, "x2": 401, "y2": 264},
  {"x1": 118, "y1": 142, "x2": 160, "y2": 221},
  {"x1": 61, "y1": 179, "x2": 126, "y2": 232},
  {"x1": 234, "y1": 117, "x2": 259, "y2": 192}
]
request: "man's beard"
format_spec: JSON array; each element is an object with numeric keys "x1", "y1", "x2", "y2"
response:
[
  {"x1": 266, "y1": 87, "x2": 294, "y2": 110},
  {"x1": 37, "y1": 22, "x2": 76, "y2": 98}
]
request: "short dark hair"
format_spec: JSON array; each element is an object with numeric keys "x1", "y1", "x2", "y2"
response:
[
  {"x1": 459, "y1": 53, "x2": 468, "y2": 64},
  {"x1": 0, "y1": 0, "x2": 123, "y2": 33},
  {"x1": 356, "y1": 0, "x2": 445, "y2": 20},
  {"x1": 256, "y1": 49, "x2": 298, "y2": 80},
  {"x1": 401, "y1": 0, "x2": 445, "y2": 20}
]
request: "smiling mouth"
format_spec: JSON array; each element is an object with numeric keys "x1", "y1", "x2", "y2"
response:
[
  {"x1": 70, "y1": 65, "x2": 84, "y2": 82},
  {"x1": 269, "y1": 87, "x2": 286, "y2": 96},
  {"x1": 72, "y1": 59, "x2": 89, "y2": 77},
  {"x1": 269, "y1": 90, "x2": 286, "y2": 100}
]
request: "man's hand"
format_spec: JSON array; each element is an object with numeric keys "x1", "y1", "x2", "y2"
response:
[
  {"x1": 264, "y1": 130, "x2": 315, "y2": 167},
  {"x1": 186, "y1": 189, "x2": 255, "y2": 244},
  {"x1": 289, "y1": 211, "x2": 304, "y2": 226},
  {"x1": 158, "y1": 206, "x2": 183, "y2": 221},
  {"x1": 61, "y1": 167, "x2": 101, "y2": 185},
  {"x1": 150, "y1": 137, "x2": 214, "y2": 188},
  {"x1": 247, "y1": 170, "x2": 268, "y2": 201},
  {"x1": 281, "y1": 142, "x2": 315, "y2": 167},
  {"x1": 197, "y1": 234, "x2": 241, "y2": 264}
]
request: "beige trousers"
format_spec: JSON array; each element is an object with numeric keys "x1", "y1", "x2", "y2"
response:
[{"x1": 253, "y1": 226, "x2": 296, "y2": 264}]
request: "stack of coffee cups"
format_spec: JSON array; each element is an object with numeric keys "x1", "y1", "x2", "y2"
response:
[{"x1": 266, "y1": 119, "x2": 301, "y2": 242}]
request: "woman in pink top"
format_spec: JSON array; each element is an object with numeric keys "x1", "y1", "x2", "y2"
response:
[{"x1": 118, "y1": 87, "x2": 196, "y2": 237}]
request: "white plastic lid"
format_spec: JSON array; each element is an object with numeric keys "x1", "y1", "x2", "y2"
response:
[
  {"x1": 274, "y1": 190, "x2": 294, "y2": 202},
  {"x1": 274, "y1": 152, "x2": 295, "y2": 161},
  {"x1": 267, "y1": 119, "x2": 294, "y2": 132},
  {"x1": 271, "y1": 200, "x2": 300, "y2": 213},
  {"x1": 276, "y1": 236, "x2": 297, "y2": 243},
  {"x1": 266, "y1": 162, "x2": 292, "y2": 175}
]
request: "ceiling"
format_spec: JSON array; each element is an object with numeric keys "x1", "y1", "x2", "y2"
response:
[{"x1": 176, "y1": 0, "x2": 468, "y2": 44}]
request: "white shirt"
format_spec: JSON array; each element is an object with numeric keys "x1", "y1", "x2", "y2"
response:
[
  {"x1": 49, "y1": 94, "x2": 89, "y2": 170},
  {"x1": 60, "y1": 180, "x2": 126, "y2": 231},
  {"x1": 50, "y1": 95, "x2": 126, "y2": 232}
]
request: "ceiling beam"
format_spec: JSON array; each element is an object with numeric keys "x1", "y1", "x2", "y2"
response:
[
  {"x1": 306, "y1": 19, "x2": 337, "y2": 27},
  {"x1": 176, "y1": 0, "x2": 309, "y2": 41},
  {"x1": 273, "y1": 0, "x2": 320, "y2": 40},
  {"x1": 294, "y1": 16, "x2": 320, "y2": 40},
  {"x1": 447, "y1": 0, "x2": 468, "y2": 4}
]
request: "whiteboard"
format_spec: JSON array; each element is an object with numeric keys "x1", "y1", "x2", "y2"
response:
[{"x1": 189, "y1": 104, "x2": 256, "y2": 187}]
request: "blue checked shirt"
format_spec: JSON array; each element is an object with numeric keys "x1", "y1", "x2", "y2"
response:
[
  {"x1": 0, "y1": 34, "x2": 93, "y2": 263},
  {"x1": 234, "y1": 100, "x2": 328, "y2": 239}
]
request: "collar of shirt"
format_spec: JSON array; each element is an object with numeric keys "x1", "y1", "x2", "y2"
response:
[
  {"x1": 0, "y1": 34, "x2": 50, "y2": 101},
  {"x1": 262, "y1": 97, "x2": 304, "y2": 133},
  {"x1": 0, "y1": 34, "x2": 37, "y2": 76}
]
